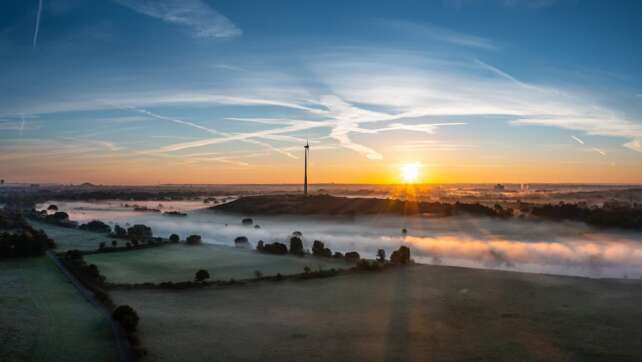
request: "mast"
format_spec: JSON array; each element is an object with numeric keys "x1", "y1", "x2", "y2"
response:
[{"x1": 304, "y1": 140, "x2": 309, "y2": 196}]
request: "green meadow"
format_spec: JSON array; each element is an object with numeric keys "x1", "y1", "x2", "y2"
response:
[
  {"x1": 0, "y1": 257, "x2": 117, "y2": 362},
  {"x1": 86, "y1": 243, "x2": 349, "y2": 284},
  {"x1": 113, "y1": 264, "x2": 642, "y2": 362},
  {"x1": 29, "y1": 220, "x2": 113, "y2": 252}
]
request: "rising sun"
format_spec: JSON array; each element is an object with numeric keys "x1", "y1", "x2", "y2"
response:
[{"x1": 400, "y1": 163, "x2": 421, "y2": 183}]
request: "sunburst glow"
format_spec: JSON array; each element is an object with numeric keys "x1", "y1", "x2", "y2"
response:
[{"x1": 401, "y1": 163, "x2": 421, "y2": 183}]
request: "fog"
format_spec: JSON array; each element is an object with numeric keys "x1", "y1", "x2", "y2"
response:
[{"x1": 40, "y1": 200, "x2": 642, "y2": 279}]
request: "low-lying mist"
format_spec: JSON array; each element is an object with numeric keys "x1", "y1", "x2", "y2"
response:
[{"x1": 41, "y1": 200, "x2": 642, "y2": 279}]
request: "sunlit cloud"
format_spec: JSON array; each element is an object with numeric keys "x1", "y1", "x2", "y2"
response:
[{"x1": 113, "y1": 0, "x2": 241, "y2": 38}]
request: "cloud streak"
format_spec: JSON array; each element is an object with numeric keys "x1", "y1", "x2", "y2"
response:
[
  {"x1": 113, "y1": 0, "x2": 241, "y2": 38},
  {"x1": 32, "y1": 0, "x2": 43, "y2": 49}
]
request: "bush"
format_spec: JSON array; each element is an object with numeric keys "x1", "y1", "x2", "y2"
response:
[
  {"x1": 289, "y1": 236, "x2": 304, "y2": 256},
  {"x1": 186, "y1": 234, "x2": 202, "y2": 245},
  {"x1": 194, "y1": 269, "x2": 210, "y2": 282},
  {"x1": 169, "y1": 234, "x2": 180, "y2": 243},
  {"x1": 112, "y1": 305, "x2": 139, "y2": 332}
]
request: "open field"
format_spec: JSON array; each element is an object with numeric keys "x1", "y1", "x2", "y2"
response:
[
  {"x1": 113, "y1": 264, "x2": 642, "y2": 362},
  {"x1": 86, "y1": 243, "x2": 349, "y2": 284},
  {"x1": 28, "y1": 219, "x2": 112, "y2": 251},
  {"x1": 0, "y1": 257, "x2": 117, "y2": 362}
]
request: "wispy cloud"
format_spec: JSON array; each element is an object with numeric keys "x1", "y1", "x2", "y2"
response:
[
  {"x1": 571, "y1": 135, "x2": 584, "y2": 145},
  {"x1": 32, "y1": 0, "x2": 43, "y2": 49},
  {"x1": 379, "y1": 19, "x2": 497, "y2": 50},
  {"x1": 623, "y1": 139, "x2": 641, "y2": 153},
  {"x1": 113, "y1": 0, "x2": 241, "y2": 38}
]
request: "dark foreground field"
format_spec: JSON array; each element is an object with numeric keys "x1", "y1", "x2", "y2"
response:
[{"x1": 113, "y1": 264, "x2": 642, "y2": 362}]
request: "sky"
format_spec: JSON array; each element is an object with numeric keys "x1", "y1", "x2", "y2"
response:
[{"x1": 1, "y1": 0, "x2": 642, "y2": 185}]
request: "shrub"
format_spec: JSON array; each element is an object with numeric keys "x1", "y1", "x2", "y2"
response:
[
  {"x1": 194, "y1": 269, "x2": 210, "y2": 282},
  {"x1": 186, "y1": 234, "x2": 202, "y2": 245},
  {"x1": 169, "y1": 234, "x2": 180, "y2": 243},
  {"x1": 289, "y1": 236, "x2": 304, "y2": 256},
  {"x1": 112, "y1": 305, "x2": 139, "y2": 332}
]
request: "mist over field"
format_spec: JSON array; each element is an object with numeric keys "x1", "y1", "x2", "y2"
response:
[{"x1": 40, "y1": 200, "x2": 642, "y2": 279}]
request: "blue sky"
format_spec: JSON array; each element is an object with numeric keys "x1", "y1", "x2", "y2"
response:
[{"x1": 1, "y1": 0, "x2": 641, "y2": 184}]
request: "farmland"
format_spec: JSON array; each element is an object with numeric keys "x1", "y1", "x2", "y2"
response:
[
  {"x1": 0, "y1": 257, "x2": 117, "y2": 362},
  {"x1": 86, "y1": 243, "x2": 349, "y2": 284}
]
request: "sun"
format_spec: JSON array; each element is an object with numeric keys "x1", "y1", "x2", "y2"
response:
[{"x1": 400, "y1": 163, "x2": 421, "y2": 183}]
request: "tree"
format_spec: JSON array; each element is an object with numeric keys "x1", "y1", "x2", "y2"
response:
[
  {"x1": 80, "y1": 220, "x2": 111, "y2": 233},
  {"x1": 376, "y1": 249, "x2": 386, "y2": 262},
  {"x1": 114, "y1": 224, "x2": 127, "y2": 237},
  {"x1": 112, "y1": 240, "x2": 118, "y2": 248},
  {"x1": 304, "y1": 266, "x2": 311, "y2": 274},
  {"x1": 345, "y1": 251, "x2": 360, "y2": 263},
  {"x1": 390, "y1": 246, "x2": 411, "y2": 265},
  {"x1": 312, "y1": 240, "x2": 325, "y2": 256},
  {"x1": 169, "y1": 234, "x2": 180, "y2": 243},
  {"x1": 51, "y1": 211, "x2": 69, "y2": 221},
  {"x1": 234, "y1": 236, "x2": 249, "y2": 245},
  {"x1": 195, "y1": 269, "x2": 210, "y2": 282},
  {"x1": 289, "y1": 236, "x2": 304, "y2": 256},
  {"x1": 241, "y1": 218, "x2": 253, "y2": 226},
  {"x1": 47, "y1": 204, "x2": 59, "y2": 211},
  {"x1": 112, "y1": 305, "x2": 139, "y2": 332},
  {"x1": 127, "y1": 224, "x2": 152, "y2": 240},
  {"x1": 256, "y1": 240, "x2": 265, "y2": 251},
  {"x1": 186, "y1": 234, "x2": 202, "y2": 245},
  {"x1": 99, "y1": 242, "x2": 106, "y2": 249}
]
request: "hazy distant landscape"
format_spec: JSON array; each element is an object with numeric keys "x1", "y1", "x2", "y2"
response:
[{"x1": 3, "y1": 0, "x2": 642, "y2": 361}]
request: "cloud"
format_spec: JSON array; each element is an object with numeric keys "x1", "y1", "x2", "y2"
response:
[
  {"x1": 571, "y1": 135, "x2": 584, "y2": 145},
  {"x1": 379, "y1": 19, "x2": 497, "y2": 50},
  {"x1": 591, "y1": 147, "x2": 606, "y2": 156},
  {"x1": 446, "y1": 0, "x2": 559, "y2": 9},
  {"x1": 113, "y1": 0, "x2": 241, "y2": 38},
  {"x1": 623, "y1": 139, "x2": 641, "y2": 152},
  {"x1": 32, "y1": 0, "x2": 43, "y2": 49}
]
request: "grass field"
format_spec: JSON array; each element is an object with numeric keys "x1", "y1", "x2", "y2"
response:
[
  {"x1": 112, "y1": 264, "x2": 642, "y2": 362},
  {"x1": 86, "y1": 243, "x2": 350, "y2": 284},
  {"x1": 28, "y1": 219, "x2": 113, "y2": 251},
  {"x1": 0, "y1": 257, "x2": 117, "y2": 362}
]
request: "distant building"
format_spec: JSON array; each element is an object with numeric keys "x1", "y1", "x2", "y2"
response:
[{"x1": 494, "y1": 184, "x2": 505, "y2": 192}]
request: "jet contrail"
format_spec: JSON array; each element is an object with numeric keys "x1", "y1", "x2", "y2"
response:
[
  {"x1": 32, "y1": 0, "x2": 43, "y2": 49},
  {"x1": 571, "y1": 135, "x2": 584, "y2": 145}
]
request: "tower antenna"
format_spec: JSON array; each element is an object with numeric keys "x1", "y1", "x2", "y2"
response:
[{"x1": 304, "y1": 139, "x2": 309, "y2": 197}]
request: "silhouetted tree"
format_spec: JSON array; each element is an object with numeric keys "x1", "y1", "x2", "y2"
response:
[
  {"x1": 376, "y1": 249, "x2": 386, "y2": 262},
  {"x1": 127, "y1": 224, "x2": 152, "y2": 240},
  {"x1": 169, "y1": 234, "x2": 180, "y2": 243},
  {"x1": 99, "y1": 242, "x2": 106, "y2": 249},
  {"x1": 186, "y1": 234, "x2": 202, "y2": 245},
  {"x1": 112, "y1": 305, "x2": 139, "y2": 332},
  {"x1": 289, "y1": 236, "x2": 304, "y2": 256},
  {"x1": 80, "y1": 220, "x2": 111, "y2": 233},
  {"x1": 112, "y1": 240, "x2": 118, "y2": 248},
  {"x1": 114, "y1": 224, "x2": 127, "y2": 237},
  {"x1": 345, "y1": 251, "x2": 360, "y2": 263},
  {"x1": 47, "y1": 204, "x2": 58, "y2": 211},
  {"x1": 312, "y1": 240, "x2": 325, "y2": 256},
  {"x1": 234, "y1": 236, "x2": 249, "y2": 245},
  {"x1": 256, "y1": 240, "x2": 265, "y2": 251},
  {"x1": 241, "y1": 218, "x2": 253, "y2": 226},
  {"x1": 390, "y1": 246, "x2": 411, "y2": 265},
  {"x1": 195, "y1": 269, "x2": 210, "y2": 282}
]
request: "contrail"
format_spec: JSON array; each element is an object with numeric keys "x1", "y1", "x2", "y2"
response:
[
  {"x1": 571, "y1": 135, "x2": 584, "y2": 145},
  {"x1": 32, "y1": 0, "x2": 43, "y2": 49}
]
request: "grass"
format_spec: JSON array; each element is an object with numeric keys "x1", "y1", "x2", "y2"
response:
[
  {"x1": 112, "y1": 264, "x2": 642, "y2": 362},
  {"x1": 0, "y1": 257, "x2": 117, "y2": 362},
  {"x1": 29, "y1": 219, "x2": 113, "y2": 251},
  {"x1": 85, "y1": 243, "x2": 350, "y2": 284}
]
